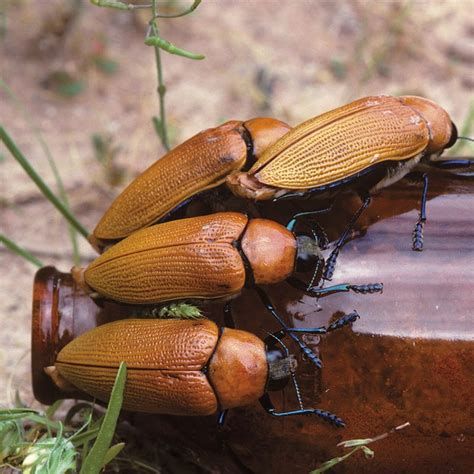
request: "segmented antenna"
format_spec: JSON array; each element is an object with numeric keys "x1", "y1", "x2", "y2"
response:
[{"x1": 307, "y1": 227, "x2": 323, "y2": 290}]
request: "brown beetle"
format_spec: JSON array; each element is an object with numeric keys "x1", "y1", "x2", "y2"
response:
[
  {"x1": 89, "y1": 118, "x2": 291, "y2": 252},
  {"x1": 73, "y1": 212, "x2": 382, "y2": 368},
  {"x1": 227, "y1": 95, "x2": 471, "y2": 262},
  {"x1": 89, "y1": 95, "x2": 471, "y2": 256},
  {"x1": 45, "y1": 318, "x2": 347, "y2": 426}
]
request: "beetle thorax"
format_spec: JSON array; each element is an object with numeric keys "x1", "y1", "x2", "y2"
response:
[
  {"x1": 400, "y1": 96, "x2": 455, "y2": 154},
  {"x1": 207, "y1": 328, "x2": 267, "y2": 410},
  {"x1": 241, "y1": 219, "x2": 297, "y2": 285}
]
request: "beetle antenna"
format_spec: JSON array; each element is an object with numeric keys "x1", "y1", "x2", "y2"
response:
[
  {"x1": 265, "y1": 331, "x2": 290, "y2": 357},
  {"x1": 290, "y1": 366, "x2": 304, "y2": 410},
  {"x1": 306, "y1": 228, "x2": 323, "y2": 291},
  {"x1": 255, "y1": 287, "x2": 323, "y2": 368},
  {"x1": 457, "y1": 136, "x2": 474, "y2": 142}
]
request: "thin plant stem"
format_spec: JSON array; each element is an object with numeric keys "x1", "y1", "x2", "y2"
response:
[
  {"x1": 0, "y1": 234, "x2": 44, "y2": 267},
  {"x1": 0, "y1": 79, "x2": 80, "y2": 264},
  {"x1": 151, "y1": 0, "x2": 170, "y2": 151},
  {"x1": 0, "y1": 126, "x2": 89, "y2": 239}
]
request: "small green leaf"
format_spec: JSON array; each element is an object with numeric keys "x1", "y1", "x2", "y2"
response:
[
  {"x1": 101, "y1": 442, "x2": 125, "y2": 467},
  {"x1": 0, "y1": 420, "x2": 22, "y2": 462},
  {"x1": 145, "y1": 35, "x2": 205, "y2": 60},
  {"x1": 70, "y1": 428, "x2": 100, "y2": 448},
  {"x1": 22, "y1": 436, "x2": 77, "y2": 474},
  {"x1": 361, "y1": 446, "x2": 375, "y2": 459},
  {"x1": 337, "y1": 438, "x2": 373, "y2": 448},
  {"x1": 132, "y1": 303, "x2": 203, "y2": 319},
  {"x1": 90, "y1": 0, "x2": 130, "y2": 10},
  {"x1": 158, "y1": 303, "x2": 203, "y2": 319}
]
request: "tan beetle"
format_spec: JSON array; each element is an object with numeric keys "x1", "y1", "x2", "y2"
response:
[
  {"x1": 46, "y1": 318, "x2": 347, "y2": 426},
  {"x1": 73, "y1": 212, "x2": 382, "y2": 369},
  {"x1": 88, "y1": 95, "x2": 471, "y2": 259},
  {"x1": 89, "y1": 118, "x2": 291, "y2": 252}
]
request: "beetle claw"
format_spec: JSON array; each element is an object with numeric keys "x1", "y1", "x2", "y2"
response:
[{"x1": 412, "y1": 220, "x2": 425, "y2": 251}]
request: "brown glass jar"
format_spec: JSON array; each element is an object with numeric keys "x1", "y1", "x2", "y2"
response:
[
  {"x1": 31, "y1": 171, "x2": 474, "y2": 473},
  {"x1": 31, "y1": 266, "x2": 130, "y2": 405}
]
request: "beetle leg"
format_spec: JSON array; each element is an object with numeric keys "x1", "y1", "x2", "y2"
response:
[
  {"x1": 217, "y1": 410, "x2": 228, "y2": 425},
  {"x1": 287, "y1": 277, "x2": 383, "y2": 297},
  {"x1": 286, "y1": 207, "x2": 333, "y2": 233},
  {"x1": 428, "y1": 159, "x2": 474, "y2": 170},
  {"x1": 223, "y1": 301, "x2": 236, "y2": 329},
  {"x1": 412, "y1": 173, "x2": 428, "y2": 251},
  {"x1": 258, "y1": 393, "x2": 345, "y2": 427},
  {"x1": 286, "y1": 311, "x2": 360, "y2": 333},
  {"x1": 322, "y1": 195, "x2": 371, "y2": 281},
  {"x1": 254, "y1": 287, "x2": 323, "y2": 368}
]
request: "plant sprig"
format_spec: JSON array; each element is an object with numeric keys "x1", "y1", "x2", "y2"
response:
[
  {"x1": 0, "y1": 364, "x2": 128, "y2": 473},
  {"x1": 90, "y1": 0, "x2": 204, "y2": 151},
  {"x1": 310, "y1": 422, "x2": 411, "y2": 473}
]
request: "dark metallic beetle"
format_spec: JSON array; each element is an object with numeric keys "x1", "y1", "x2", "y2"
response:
[
  {"x1": 74, "y1": 212, "x2": 382, "y2": 368},
  {"x1": 45, "y1": 318, "x2": 350, "y2": 426},
  {"x1": 89, "y1": 96, "x2": 472, "y2": 259}
]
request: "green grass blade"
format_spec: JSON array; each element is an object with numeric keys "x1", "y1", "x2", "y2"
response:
[
  {"x1": 0, "y1": 79, "x2": 81, "y2": 264},
  {"x1": 0, "y1": 408, "x2": 38, "y2": 422},
  {"x1": 0, "y1": 125, "x2": 89, "y2": 239},
  {"x1": 25, "y1": 414, "x2": 62, "y2": 432},
  {"x1": 45, "y1": 400, "x2": 64, "y2": 419},
  {"x1": 0, "y1": 234, "x2": 43, "y2": 267},
  {"x1": 101, "y1": 442, "x2": 125, "y2": 468},
  {"x1": 79, "y1": 362, "x2": 127, "y2": 474},
  {"x1": 70, "y1": 428, "x2": 100, "y2": 448}
]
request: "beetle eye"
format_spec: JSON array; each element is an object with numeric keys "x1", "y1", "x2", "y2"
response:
[
  {"x1": 296, "y1": 251, "x2": 321, "y2": 273},
  {"x1": 445, "y1": 122, "x2": 458, "y2": 149}
]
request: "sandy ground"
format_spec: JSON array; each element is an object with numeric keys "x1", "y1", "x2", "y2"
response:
[{"x1": 1, "y1": 0, "x2": 473, "y2": 410}]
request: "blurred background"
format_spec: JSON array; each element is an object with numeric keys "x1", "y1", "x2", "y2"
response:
[{"x1": 1, "y1": 0, "x2": 473, "y2": 414}]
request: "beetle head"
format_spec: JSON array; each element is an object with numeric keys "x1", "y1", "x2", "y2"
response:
[
  {"x1": 295, "y1": 233, "x2": 324, "y2": 286},
  {"x1": 266, "y1": 347, "x2": 297, "y2": 392},
  {"x1": 445, "y1": 121, "x2": 458, "y2": 149}
]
